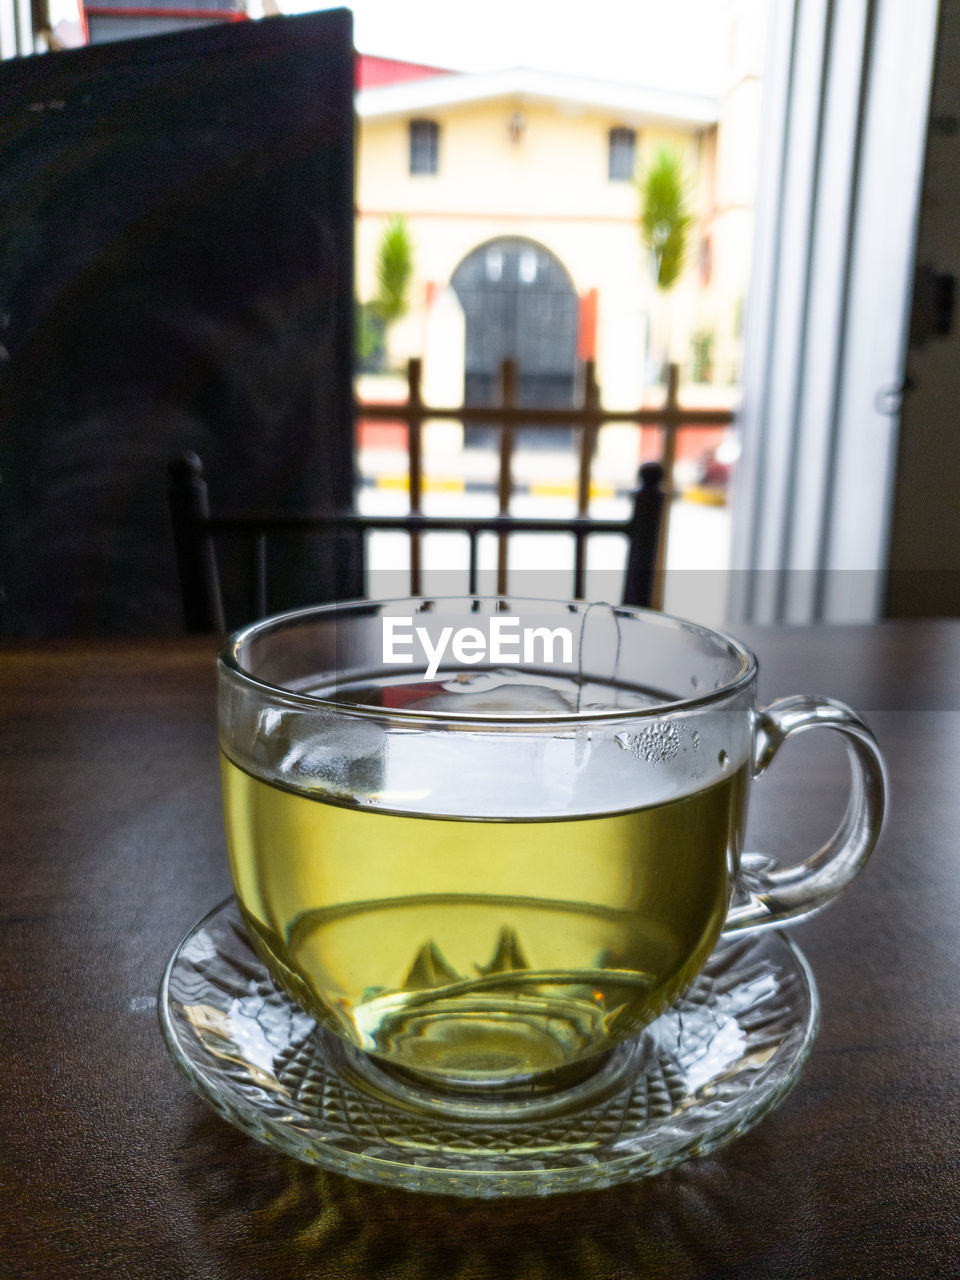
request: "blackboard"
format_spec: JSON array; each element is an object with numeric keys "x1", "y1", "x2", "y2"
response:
[{"x1": 0, "y1": 9, "x2": 358, "y2": 634}]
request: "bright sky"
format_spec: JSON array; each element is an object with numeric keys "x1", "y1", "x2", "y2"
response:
[{"x1": 276, "y1": 0, "x2": 731, "y2": 94}]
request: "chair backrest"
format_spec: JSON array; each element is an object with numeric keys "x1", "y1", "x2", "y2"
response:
[{"x1": 168, "y1": 452, "x2": 665, "y2": 633}]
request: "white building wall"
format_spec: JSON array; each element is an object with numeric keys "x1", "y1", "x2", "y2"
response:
[{"x1": 357, "y1": 96, "x2": 710, "y2": 396}]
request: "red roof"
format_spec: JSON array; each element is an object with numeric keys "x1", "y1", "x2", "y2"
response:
[{"x1": 355, "y1": 54, "x2": 453, "y2": 89}]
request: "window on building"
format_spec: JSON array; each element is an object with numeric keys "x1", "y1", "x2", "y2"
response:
[
  {"x1": 409, "y1": 118, "x2": 439, "y2": 175},
  {"x1": 608, "y1": 127, "x2": 636, "y2": 181}
]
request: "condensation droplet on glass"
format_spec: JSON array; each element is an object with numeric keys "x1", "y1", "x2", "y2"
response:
[
  {"x1": 718, "y1": 749, "x2": 729, "y2": 769},
  {"x1": 690, "y1": 675, "x2": 699, "y2": 690},
  {"x1": 691, "y1": 730, "x2": 700, "y2": 751},
  {"x1": 613, "y1": 723, "x2": 682, "y2": 765}
]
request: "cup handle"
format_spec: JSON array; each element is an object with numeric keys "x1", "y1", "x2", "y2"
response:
[{"x1": 723, "y1": 695, "x2": 887, "y2": 934}]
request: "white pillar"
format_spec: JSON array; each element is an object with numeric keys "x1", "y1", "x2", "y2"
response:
[
  {"x1": 729, "y1": 0, "x2": 939, "y2": 622},
  {"x1": 0, "y1": 0, "x2": 36, "y2": 58}
]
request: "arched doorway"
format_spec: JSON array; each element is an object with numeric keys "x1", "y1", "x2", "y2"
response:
[{"x1": 450, "y1": 237, "x2": 578, "y2": 448}]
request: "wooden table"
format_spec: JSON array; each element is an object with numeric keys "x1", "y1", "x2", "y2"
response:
[{"x1": 2, "y1": 623, "x2": 958, "y2": 1279}]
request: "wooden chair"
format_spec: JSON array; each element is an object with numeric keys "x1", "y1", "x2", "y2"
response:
[{"x1": 168, "y1": 452, "x2": 665, "y2": 633}]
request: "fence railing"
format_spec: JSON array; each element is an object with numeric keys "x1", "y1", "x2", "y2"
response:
[
  {"x1": 356, "y1": 357, "x2": 735, "y2": 609},
  {"x1": 169, "y1": 360, "x2": 736, "y2": 632}
]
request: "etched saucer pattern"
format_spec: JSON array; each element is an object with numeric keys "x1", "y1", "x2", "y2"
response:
[{"x1": 159, "y1": 900, "x2": 819, "y2": 1197}]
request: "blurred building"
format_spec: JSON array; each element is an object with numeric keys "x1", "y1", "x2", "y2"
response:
[{"x1": 355, "y1": 12, "x2": 767, "y2": 421}]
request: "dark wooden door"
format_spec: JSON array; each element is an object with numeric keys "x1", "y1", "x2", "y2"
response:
[{"x1": 451, "y1": 238, "x2": 578, "y2": 449}]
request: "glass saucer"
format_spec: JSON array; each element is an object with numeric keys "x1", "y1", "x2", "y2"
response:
[{"x1": 159, "y1": 898, "x2": 819, "y2": 1198}]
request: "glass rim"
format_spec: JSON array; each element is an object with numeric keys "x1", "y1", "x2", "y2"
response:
[{"x1": 217, "y1": 596, "x2": 758, "y2": 725}]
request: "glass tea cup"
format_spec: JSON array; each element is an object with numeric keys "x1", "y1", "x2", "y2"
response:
[{"x1": 217, "y1": 597, "x2": 885, "y2": 1094}]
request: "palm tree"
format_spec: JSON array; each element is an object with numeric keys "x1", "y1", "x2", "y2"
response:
[
  {"x1": 639, "y1": 147, "x2": 692, "y2": 288},
  {"x1": 638, "y1": 148, "x2": 693, "y2": 376},
  {"x1": 373, "y1": 215, "x2": 414, "y2": 329}
]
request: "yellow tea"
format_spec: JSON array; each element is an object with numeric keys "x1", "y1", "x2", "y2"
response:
[{"x1": 222, "y1": 754, "x2": 747, "y2": 1084}]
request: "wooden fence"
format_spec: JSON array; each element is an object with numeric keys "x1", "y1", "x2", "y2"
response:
[{"x1": 356, "y1": 357, "x2": 735, "y2": 608}]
